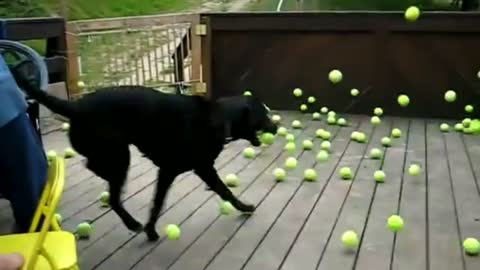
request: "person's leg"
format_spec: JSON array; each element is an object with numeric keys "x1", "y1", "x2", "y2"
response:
[
  {"x1": 0, "y1": 112, "x2": 47, "y2": 232},
  {"x1": 0, "y1": 253, "x2": 24, "y2": 270}
]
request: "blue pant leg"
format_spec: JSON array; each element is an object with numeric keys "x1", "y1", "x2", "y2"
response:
[{"x1": 0, "y1": 112, "x2": 47, "y2": 232}]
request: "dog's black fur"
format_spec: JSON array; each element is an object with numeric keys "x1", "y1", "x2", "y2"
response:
[{"x1": 14, "y1": 74, "x2": 277, "y2": 241}]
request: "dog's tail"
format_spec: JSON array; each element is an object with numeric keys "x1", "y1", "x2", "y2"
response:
[{"x1": 12, "y1": 71, "x2": 76, "y2": 119}]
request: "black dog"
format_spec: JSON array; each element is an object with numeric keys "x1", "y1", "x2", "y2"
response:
[{"x1": 15, "y1": 76, "x2": 277, "y2": 241}]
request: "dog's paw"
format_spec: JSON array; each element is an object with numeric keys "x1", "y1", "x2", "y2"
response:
[
  {"x1": 237, "y1": 203, "x2": 256, "y2": 213},
  {"x1": 126, "y1": 220, "x2": 144, "y2": 232},
  {"x1": 145, "y1": 227, "x2": 160, "y2": 242}
]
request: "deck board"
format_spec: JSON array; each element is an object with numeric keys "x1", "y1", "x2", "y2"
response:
[{"x1": 1, "y1": 111, "x2": 480, "y2": 270}]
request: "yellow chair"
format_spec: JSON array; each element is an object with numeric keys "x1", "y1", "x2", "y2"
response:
[{"x1": 0, "y1": 156, "x2": 79, "y2": 270}]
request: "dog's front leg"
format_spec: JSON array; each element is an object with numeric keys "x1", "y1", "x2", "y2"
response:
[
  {"x1": 144, "y1": 169, "x2": 178, "y2": 241},
  {"x1": 194, "y1": 165, "x2": 256, "y2": 213}
]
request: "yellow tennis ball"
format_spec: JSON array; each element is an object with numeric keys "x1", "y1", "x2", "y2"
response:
[
  {"x1": 391, "y1": 128, "x2": 402, "y2": 138},
  {"x1": 444, "y1": 90, "x2": 456, "y2": 102},
  {"x1": 64, "y1": 147, "x2": 76, "y2": 158},
  {"x1": 463, "y1": 237, "x2": 480, "y2": 256},
  {"x1": 374, "y1": 107, "x2": 383, "y2": 116},
  {"x1": 329, "y1": 69, "x2": 343, "y2": 84},
  {"x1": 243, "y1": 147, "x2": 255, "y2": 158},
  {"x1": 337, "y1": 118, "x2": 347, "y2": 126},
  {"x1": 370, "y1": 148, "x2": 383, "y2": 159},
  {"x1": 219, "y1": 201, "x2": 235, "y2": 215},
  {"x1": 371, "y1": 116, "x2": 381, "y2": 125},
  {"x1": 284, "y1": 142, "x2": 296, "y2": 153},
  {"x1": 316, "y1": 150, "x2": 329, "y2": 162},
  {"x1": 272, "y1": 114, "x2": 282, "y2": 123},
  {"x1": 302, "y1": 139, "x2": 313, "y2": 150},
  {"x1": 341, "y1": 230, "x2": 359, "y2": 248},
  {"x1": 307, "y1": 96, "x2": 316, "y2": 103},
  {"x1": 454, "y1": 123, "x2": 463, "y2": 132},
  {"x1": 46, "y1": 150, "x2": 57, "y2": 161},
  {"x1": 61, "y1": 122, "x2": 70, "y2": 132},
  {"x1": 404, "y1": 6, "x2": 420, "y2": 21},
  {"x1": 339, "y1": 167, "x2": 353, "y2": 180},
  {"x1": 273, "y1": 167, "x2": 287, "y2": 182},
  {"x1": 292, "y1": 120, "x2": 302, "y2": 129},
  {"x1": 300, "y1": 104, "x2": 308, "y2": 112},
  {"x1": 381, "y1": 137, "x2": 392, "y2": 147},
  {"x1": 320, "y1": 107, "x2": 329, "y2": 114},
  {"x1": 440, "y1": 123, "x2": 450, "y2": 132},
  {"x1": 77, "y1": 222, "x2": 93, "y2": 239},
  {"x1": 465, "y1": 105, "x2": 474, "y2": 113},
  {"x1": 387, "y1": 215, "x2": 404, "y2": 232},
  {"x1": 165, "y1": 224, "x2": 181, "y2": 240},
  {"x1": 312, "y1": 112, "x2": 321, "y2": 120},
  {"x1": 286, "y1": 133, "x2": 295, "y2": 142},
  {"x1": 350, "y1": 88, "x2": 359, "y2": 96},
  {"x1": 244, "y1": 91, "x2": 252, "y2": 96},
  {"x1": 408, "y1": 164, "x2": 421, "y2": 176},
  {"x1": 225, "y1": 173, "x2": 240, "y2": 187},
  {"x1": 374, "y1": 170, "x2": 386, "y2": 183},
  {"x1": 277, "y1": 127, "x2": 288, "y2": 136},
  {"x1": 260, "y1": 132, "x2": 275, "y2": 145},
  {"x1": 285, "y1": 157, "x2": 298, "y2": 169},
  {"x1": 293, "y1": 88, "x2": 303, "y2": 97},
  {"x1": 397, "y1": 94, "x2": 410, "y2": 107},
  {"x1": 304, "y1": 168, "x2": 317, "y2": 181},
  {"x1": 320, "y1": 141, "x2": 331, "y2": 151},
  {"x1": 99, "y1": 191, "x2": 110, "y2": 207}
]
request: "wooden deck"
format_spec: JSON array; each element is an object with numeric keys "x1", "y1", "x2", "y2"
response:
[{"x1": 2, "y1": 111, "x2": 480, "y2": 270}]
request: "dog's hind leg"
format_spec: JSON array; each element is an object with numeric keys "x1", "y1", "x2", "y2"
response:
[
  {"x1": 194, "y1": 165, "x2": 255, "y2": 213},
  {"x1": 86, "y1": 146, "x2": 143, "y2": 232},
  {"x1": 144, "y1": 169, "x2": 178, "y2": 241}
]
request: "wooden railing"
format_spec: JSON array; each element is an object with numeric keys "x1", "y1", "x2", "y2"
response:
[{"x1": 66, "y1": 13, "x2": 204, "y2": 97}]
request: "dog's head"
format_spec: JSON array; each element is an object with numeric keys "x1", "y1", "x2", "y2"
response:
[{"x1": 214, "y1": 95, "x2": 278, "y2": 146}]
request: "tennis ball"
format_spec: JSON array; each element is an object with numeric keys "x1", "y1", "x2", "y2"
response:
[
  {"x1": 339, "y1": 167, "x2": 353, "y2": 180},
  {"x1": 243, "y1": 147, "x2": 255, "y2": 158},
  {"x1": 381, "y1": 137, "x2": 392, "y2": 147},
  {"x1": 408, "y1": 164, "x2": 421, "y2": 176},
  {"x1": 165, "y1": 224, "x2": 181, "y2": 240},
  {"x1": 374, "y1": 107, "x2": 383, "y2": 116},
  {"x1": 316, "y1": 150, "x2": 329, "y2": 162},
  {"x1": 454, "y1": 123, "x2": 464, "y2": 132},
  {"x1": 293, "y1": 88, "x2": 303, "y2": 97},
  {"x1": 284, "y1": 142, "x2": 296, "y2": 153},
  {"x1": 54, "y1": 213, "x2": 62, "y2": 225},
  {"x1": 312, "y1": 112, "x2": 321, "y2": 120},
  {"x1": 444, "y1": 90, "x2": 456, "y2": 102},
  {"x1": 341, "y1": 230, "x2": 359, "y2": 248},
  {"x1": 316, "y1": 129, "x2": 325, "y2": 138},
  {"x1": 300, "y1": 104, "x2": 308, "y2": 112},
  {"x1": 404, "y1": 6, "x2": 420, "y2": 21},
  {"x1": 320, "y1": 107, "x2": 329, "y2": 114},
  {"x1": 465, "y1": 105, "x2": 474, "y2": 113},
  {"x1": 463, "y1": 237, "x2": 480, "y2": 256},
  {"x1": 370, "y1": 148, "x2": 383, "y2": 159},
  {"x1": 64, "y1": 147, "x2": 76, "y2": 159},
  {"x1": 225, "y1": 173, "x2": 239, "y2": 187},
  {"x1": 304, "y1": 168, "x2": 317, "y2": 181},
  {"x1": 371, "y1": 116, "x2": 381, "y2": 125},
  {"x1": 321, "y1": 131, "x2": 332, "y2": 140},
  {"x1": 277, "y1": 127, "x2": 288, "y2": 136},
  {"x1": 285, "y1": 157, "x2": 298, "y2": 169},
  {"x1": 99, "y1": 191, "x2": 110, "y2": 206},
  {"x1": 273, "y1": 168, "x2": 287, "y2": 182},
  {"x1": 307, "y1": 96, "x2": 316, "y2": 103},
  {"x1": 272, "y1": 114, "x2": 282, "y2": 123},
  {"x1": 351, "y1": 131, "x2": 360, "y2": 140},
  {"x1": 440, "y1": 123, "x2": 450, "y2": 132},
  {"x1": 261, "y1": 132, "x2": 275, "y2": 145},
  {"x1": 356, "y1": 132, "x2": 367, "y2": 143},
  {"x1": 46, "y1": 150, "x2": 57, "y2": 161},
  {"x1": 302, "y1": 139, "x2": 313, "y2": 150},
  {"x1": 320, "y1": 141, "x2": 332, "y2": 151},
  {"x1": 374, "y1": 170, "x2": 386, "y2": 183},
  {"x1": 397, "y1": 94, "x2": 410, "y2": 107},
  {"x1": 292, "y1": 120, "x2": 302, "y2": 129},
  {"x1": 77, "y1": 222, "x2": 93, "y2": 239},
  {"x1": 463, "y1": 118, "x2": 472, "y2": 127},
  {"x1": 286, "y1": 134, "x2": 295, "y2": 142},
  {"x1": 77, "y1": 81, "x2": 85, "y2": 89},
  {"x1": 328, "y1": 69, "x2": 343, "y2": 84},
  {"x1": 219, "y1": 201, "x2": 235, "y2": 215},
  {"x1": 244, "y1": 91, "x2": 252, "y2": 96},
  {"x1": 337, "y1": 118, "x2": 347, "y2": 126},
  {"x1": 61, "y1": 122, "x2": 70, "y2": 132},
  {"x1": 328, "y1": 111, "x2": 336, "y2": 118},
  {"x1": 391, "y1": 128, "x2": 402, "y2": 138},
  {"x1": 350, "y1": 88, "x2": 359, "y2": 96},
  {"x1": 327, "y1": 117, "x2": 336, "y2": 125},
  {"x1": 387, "y1": 215, "x2": 404, "y2": 232}
]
